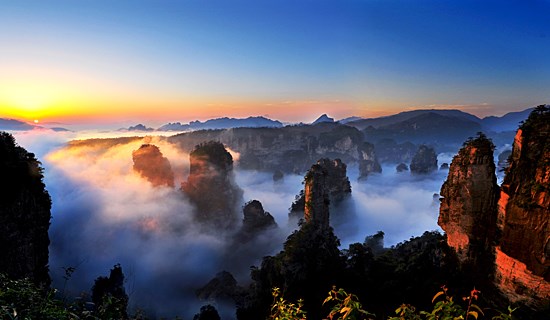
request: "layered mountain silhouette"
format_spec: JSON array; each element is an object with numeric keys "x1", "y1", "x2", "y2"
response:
[
  {"x1": 0, "y1": 118, "x2": 69, "y2": 132},
  {"x1": 345, "y1": 108, "x2": 533, "y2": 132},
  {"x1": 158, "y1": 116, "x2": 283, "y2": 131}
]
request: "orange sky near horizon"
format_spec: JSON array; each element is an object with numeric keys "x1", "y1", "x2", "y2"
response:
[
  {"x1": 0, "y1": 93, "x2": 528, "y2": 126},
  {"x1": 0, "y1": 83, "x2": 394, "y2": 125},
  {"x1": 2, "y1": 1, "x2": 549, "y2": 128},
  {"x1": 0, "y1": 71, "x2": 510, "y2": 125}
]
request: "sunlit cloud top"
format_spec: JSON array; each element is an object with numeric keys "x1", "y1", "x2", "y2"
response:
[{"x1": 1, "y1": 0, "x2": 549, "y2": 124}]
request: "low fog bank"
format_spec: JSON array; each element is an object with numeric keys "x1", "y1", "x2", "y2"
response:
[
  {"x1": 9, "y1": 129, "x2": 179, "y2": 159},
  {"x1": 38, "y1": 134, "x2": 290, "y2": 318},
  {"x1": 236, "y1": 165, "x2": 446, "y2": 248},
  {"x1": 10, "y1": 129, "x2": 77, "y2": 159},
  {"x1": 235, "y1": 170, "x2": 303, "y2": 229},
  {"x1": 339, "y1": 164, "x2": 447, "y2": 247},
  {"x1": 44, "y1": 137, "x2": 219, "y2": 317}
]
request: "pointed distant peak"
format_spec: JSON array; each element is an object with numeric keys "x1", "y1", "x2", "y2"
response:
[{"x1": 312, "y1": 114, "x2": 335, "y2": 124}]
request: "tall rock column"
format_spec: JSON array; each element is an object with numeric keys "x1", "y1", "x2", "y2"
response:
[
  {"x1": 132, "y1": 144, "x2": 175, "y2": 187},
  {"x1": 358, "y1": 142, "x2": 382, "y2": 180},
  {"x1": 289, "y1": 158, "x2": 350, "y2": 225},
  {"x1": 303, "y1": 164, "x2": 330, "y2": 228},
  {"x1": 410, "y1": 145, "x2": 438, "y2": 175},
  {"x1": 0, "y1": 132, "x2": 51, "y2": 286},
  {"x1": 438, "y1": 133, "x2": 499, "y2": 267},
  {"x1": 182, "y1": 141, "x2": 243, "y2": 230},
  {"x1": 239, "y1": 200, "x2": 277, "y2": 238},
  {"x1": 316, "y1": 158, "x2": 351, "y2": 202}
]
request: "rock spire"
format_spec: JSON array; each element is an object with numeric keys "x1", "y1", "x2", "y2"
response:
[
  {"x1": 132, "y1": 144, "x2": 175, "y2": 187},
  {"x1": 438, "y1": 133, "x2": 499, "y2": 266},
  {"x1": 289, "y1": 158, "x2": 351, "y2": 225},
  {"x1": 182, "y1": 141, "x2": 243, "y2": 230}
]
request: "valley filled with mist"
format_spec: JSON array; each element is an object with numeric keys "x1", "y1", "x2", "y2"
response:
[
  {"x1": 2, "y1": 1, "x2": 549, "y2": 318},
  {"x1": 2, "y1": 106, "x2": 548, "y2": 319}
]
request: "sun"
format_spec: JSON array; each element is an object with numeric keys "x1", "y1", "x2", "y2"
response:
[{"x1": 0, "y1": 85, "x2": 58, "y2": 121}]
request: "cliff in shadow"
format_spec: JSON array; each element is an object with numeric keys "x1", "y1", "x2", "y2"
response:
[
  {"x1": 168, "y1": 123, "x2": 375, "y2": 174},
  {"x1": 288, "y1": 158, "x2": 351, "y2": 225},
  {"x1": 358, "y1": 142, "x2": 382, "y2": 180},
  {"x1": 0, "y1": 132, "x2": 51, "y2": 287},
  {"x1": 410, "y1": 145, "x2": 438, "y2": 175},
  {"x1": 238, "y1": 200, "x2": 277, "y2": 240},
  {"x1": 182, "y1": 141, "x2": 244, "y2": 230}
]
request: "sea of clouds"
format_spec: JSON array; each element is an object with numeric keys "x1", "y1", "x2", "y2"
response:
[{"x1": 10, "y1": 128, "x2": 504, "y2": 318}]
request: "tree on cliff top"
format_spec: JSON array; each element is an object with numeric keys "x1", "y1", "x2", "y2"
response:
[{"x1": 190, "y1": 141, "x2": 233, "y2": 171}]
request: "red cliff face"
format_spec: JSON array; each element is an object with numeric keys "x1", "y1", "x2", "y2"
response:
[
  {"x1": 438, "y1": 134, "x2": 499, "y2": 266},
  {"x1": 438, "y1": 105, "x2": 550, "y2": 309},
  {"x1": 303, "y1": 163, "x2": 330, "y2": 228},
  {"x1": 499, "y1": 125, "x2": 550, "y2": 278},
  {"x1": 132, "y1": 144, "x2": 175, "y2": 187},
  {"x1": 494, "y1": 246, "x2": 550, "y2": 309},
  {"x1": 494, "y1": 105, "x2": 550, "y2": 306}
]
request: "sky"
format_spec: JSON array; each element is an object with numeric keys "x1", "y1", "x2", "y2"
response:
[{"x1": 1, "y1": 0, "x2": 549, "y2": 125}]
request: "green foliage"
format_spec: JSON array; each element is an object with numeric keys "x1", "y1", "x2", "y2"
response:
[
  {"x1": 269, "y1": 287, "x2": 307, "y2": 320},
  {"x1": 0, "y1": 273, "x2": 137, "y2": 320},
  {"x1": 390, "y1": 304, "x2": 423, "y2": 320},
  {"x1": 94, "y1": 295, "x2": 128, "y2": 319},
  {"x1": 419, "y1": 286, "x2": 468, "y2": 319},
  {"x1": 389, "y1": 286, "x2": 516, "y2": 320},
  {"x1": 462, "y1": 132, "x2": 494, "y2": 151},
  {"x1": 91, "y1": 264, "x2": 129, "y2": 319},
  {"x1": 266, "y1": 285, "x2": 517, "y2": 320},
  {"x1": 190, "y1": 140, "x2": 233, "y2": 170},
  {"x1": 323, "y1": 286, "x2": 375, "y2": 320},
  {"x1": 491, "y1": 306, "x2": 517, "y2": 320},
  {"x1": 0, "y1": 274, "x2": 74, "y2": 320}
]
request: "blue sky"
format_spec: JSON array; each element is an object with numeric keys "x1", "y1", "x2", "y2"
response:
[{"x1": 1, "y1": 0, "x2": 549, "y2": 123}]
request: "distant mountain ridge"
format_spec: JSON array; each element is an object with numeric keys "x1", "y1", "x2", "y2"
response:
[
  {"x1": 2, "y1": 106, "x2": 536, "y2": 134},
  {"x1": 0, "y1": 119, "x2": 36, "y2": 131},
  {"x1": 480, "y1": 107, "x2": 534, "y2": 132},
  {"x1": 365, "y1": 112, "x2": 482, "y2": 144},
  {"x1": 346, "y1": 107, "x2": 535, "y2": 133},
  {"x1": 158, "y1": 116, "x2": 283, "y2": 131},
  {"x1": 119, "y1": 124, "x2": 154, "y2": 132},
  {"x1": 0, "y1": 118, "x2": 71, "y2": 132},
  {"x1": 346, "y1": 109, "x2": 481, "y2": 130}
]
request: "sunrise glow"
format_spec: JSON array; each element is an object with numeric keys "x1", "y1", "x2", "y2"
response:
[
  {"x1": 1, "y1": 1, "x2": 549, "y2": 125},
  {"x1": 1, "y1": 2, "x2": 549, "y2": 318}
]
